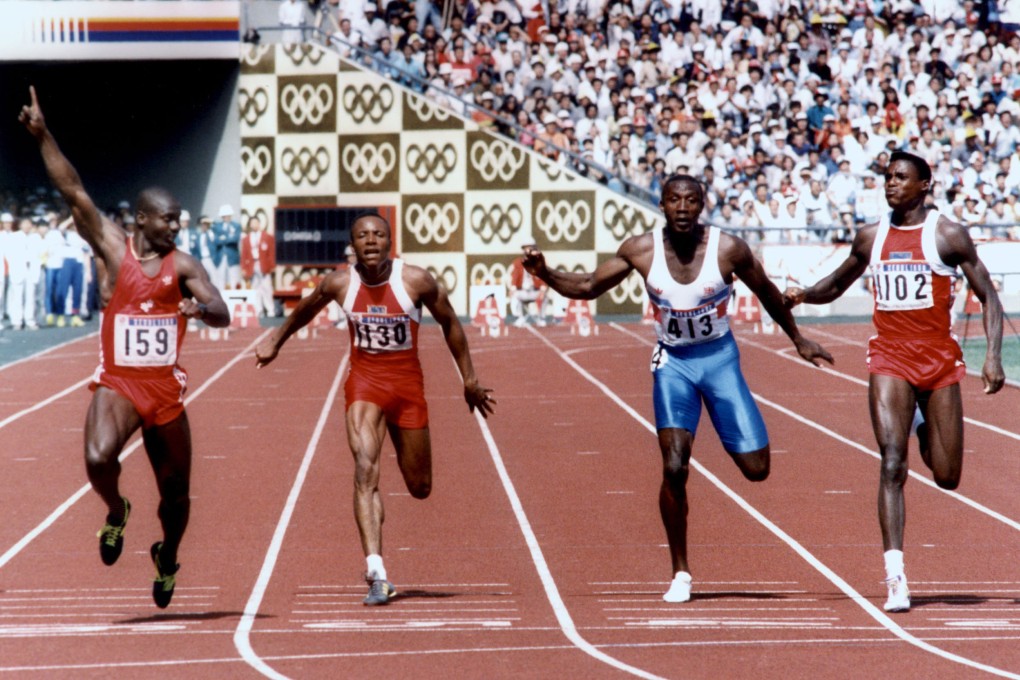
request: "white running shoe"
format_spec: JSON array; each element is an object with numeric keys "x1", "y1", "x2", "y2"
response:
[
  {"x1": 883, "y1": 574, "x2": 910, "y2": 612},
  {"x1": 663, "y1": 571, "x2": 692, "y2": 603}
]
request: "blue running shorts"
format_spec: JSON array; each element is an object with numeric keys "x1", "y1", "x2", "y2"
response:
[{"x1": 650, "y1": 333, "x2": 768, "y2": 454}]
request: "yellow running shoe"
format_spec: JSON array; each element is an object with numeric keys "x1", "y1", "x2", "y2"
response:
[
  {"x1": 97, "y1": 498, "x2": 130, "y2": 566},
  {"x1": 150, "y1": 542, "x2": 179, "y2": 609}
]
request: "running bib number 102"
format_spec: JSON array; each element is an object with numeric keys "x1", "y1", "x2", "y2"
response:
[
  {"x1": 114, "y1": 314, "x2": 178, "y2": 367},
  {"x1": 873, "y1": 264, "x2": 933, "y2": 311}
]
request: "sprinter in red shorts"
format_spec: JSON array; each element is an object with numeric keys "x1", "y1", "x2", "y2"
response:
[
  {"x1": 20, "y1": 87, "x2": 231, "y2": 608},
  {"x1": 784, "y1": 151, "x2": 1004, "y2": 614},
  {"x1": 256, "y1": 213, "x2": 494, "y2": 605}
]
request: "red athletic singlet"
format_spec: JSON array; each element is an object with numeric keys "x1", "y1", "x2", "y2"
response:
[
  {"x1": 869, "y1": 209, "x2": 956, "y2": 340},
  {"x1": 91, "y1": 240, "x2": 188, "y2": 426},
  {"x1": 866, "y1": 210, "x2": 965, "y2": 390},
  {"x1": 341, "y1": 259, "x2": 428, "y2": 428}
]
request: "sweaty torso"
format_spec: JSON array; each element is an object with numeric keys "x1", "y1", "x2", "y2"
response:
[{"x1": 644, "y1": 226, "x2": 733, "y2": 347}]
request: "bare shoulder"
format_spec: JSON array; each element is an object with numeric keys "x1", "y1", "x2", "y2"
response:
[
  {"x1": 173, "y1": 249, "x2": 203, "y2": 275},
  {"x1": 934, "y1": 212, "x2": 970, "y2": 243},
  {"x1": 717, "y1": 229, "x2": 751, "y2": 257},
  {"x1": 850, "y1": 221, "x2": 879, "y2": 253},
  {"x1": 618, "y1": 231, "x2": 655, "y2": 269},
  {"x1": 401, "y1": 260, "x2": 439, "y2": 295},
  {"x1": 933, "y1": 212, "x2": 977, "y2": 262},
  {"x1": 321, "y1": 267, "x2": 351, "y2": 299}
]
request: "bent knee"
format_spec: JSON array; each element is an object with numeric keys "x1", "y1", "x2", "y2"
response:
[
  {"x1": 408, "y1": 482, "x2": 431, "y2": 500},
  {"x1": 744, "y1": 464, "x2": 770, "y2": 482},
  {"x1": 160, "y1": 474, "x2": 190, "y2": 502},
  {"x1": 732, "y1": 447, "x2": 769, "y2": 482},
  {"x1": 662, "y1": 458, "x2": 689, "y2": 484},
  {"x1": 934, "y1": 473, "x2": 960, "y2": 491},
  {"x1": 84, "y1": 444, "x2": 118, "y2": 469}
]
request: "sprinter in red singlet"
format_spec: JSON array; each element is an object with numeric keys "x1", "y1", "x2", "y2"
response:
[
  {"x1": 20, "y1": 87, "x2": 231, "y2": 608},
  {"x1": 784, "y1": 151, "x2": 1004, "y2": 613},
  {"x1": 255, "y1": 213, "x2": 494, "y2": 606}
]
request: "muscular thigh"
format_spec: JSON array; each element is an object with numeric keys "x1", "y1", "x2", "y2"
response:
[
  {"x1": 699, "y1": 355, "x2": 768, "y2": 455},
  {"x1": 923, "y1": 382, "x2": 963, "y2": 473},
  {"x1": 868, "y1": 373, "x2": 915, "y2": 452},
  {"x1": 85, "y1": 386, "x2": 143, "y2": 459},
  {"x1": 387, "y1": 423, "x2": 431, "y2": 481},
  {"x1": 346, "y1": 401, "x2": 388, "y2": 464}
]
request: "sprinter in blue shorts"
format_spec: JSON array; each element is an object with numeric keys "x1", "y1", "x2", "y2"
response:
[{"x1": 522, "y1": 174, "x2": 833, "y2": 602}]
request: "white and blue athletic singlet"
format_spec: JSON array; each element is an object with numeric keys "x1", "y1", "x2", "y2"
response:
[{"x1": 646, "y1": 226, "x2": 768, "y2": 453}]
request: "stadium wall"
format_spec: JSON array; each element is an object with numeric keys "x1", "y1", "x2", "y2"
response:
[{"x1": 239, "y1": 43, "x2": 658, "y2": 316}]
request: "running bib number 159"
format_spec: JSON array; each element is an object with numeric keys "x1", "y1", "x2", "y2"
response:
[{"x1": 114, "y1": 314, "x2": 178, "y2": 367}]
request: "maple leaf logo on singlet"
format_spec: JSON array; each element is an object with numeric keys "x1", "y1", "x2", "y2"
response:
[
  {"x1": 140, "y1": 300, "x2": 154, "y2": 313},
  {"x1": 162, "y1": 275, "x2": 172, "y2": 286}
]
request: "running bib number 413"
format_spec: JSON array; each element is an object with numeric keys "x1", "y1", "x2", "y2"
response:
[
  {"x1": 872, "y1": 263, "x2": 933, "y2": 311},
  {"x1": 114, "y1": 314, "x2": 178, "y2": 367}
]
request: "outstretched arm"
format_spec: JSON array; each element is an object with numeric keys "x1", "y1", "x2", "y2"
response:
[
  {"x1": 417, "y1": 270, "x2": 495, "y2": 417},
  {"x1": 940, "y1": 221, "x2": 1004, "y2": 394},
  {"x1": 783, "y1": 225, "x2": 874, "y2": 307},
  {"x1": 731, "y1": 237, "x2": 834, "y2": 366},
  {"x1": 18, "y1": 87, "x2": 120, "y2": 262},
  {"x1": 255, "y1": 273, "x2": 342, "y2": 367},
  {"x1": 522, "y1": 239, "x2": 639, "y2": 300}
]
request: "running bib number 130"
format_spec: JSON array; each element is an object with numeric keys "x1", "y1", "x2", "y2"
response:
[
  {"x1": 354, "y1": 319, "x2": 411, "y2": 351},
  {"x1": 114, "y1": 314, "x2": 178, "y2": 367}
]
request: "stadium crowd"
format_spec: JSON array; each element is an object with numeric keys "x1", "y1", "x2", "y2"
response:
[
  {"x1": 0, "y1": 189, "x2": 271, "y2": 331},
  {"x1": 306, "y1": 0, "x2": 1020, "y2": 241},
  {"x1": 6, "y1": 1, "x2": 1020, "y2": 328}
]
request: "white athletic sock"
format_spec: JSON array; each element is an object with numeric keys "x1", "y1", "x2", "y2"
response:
[
  {"x1": 366, "y1": 554, "x2": 387, "y2": 581},
  {"x1": 884, "y1": 550, "x2": 905, "y2": 580}
]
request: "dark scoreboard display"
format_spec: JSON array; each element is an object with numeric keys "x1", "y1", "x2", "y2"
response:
[{"x1": 274, "y1": 206, "x2": 371, "y2": 265}]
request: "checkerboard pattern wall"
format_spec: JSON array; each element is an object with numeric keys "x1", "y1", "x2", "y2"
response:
[{"x1": 240, "y1": 43, "x2": 661, "y2": 315}]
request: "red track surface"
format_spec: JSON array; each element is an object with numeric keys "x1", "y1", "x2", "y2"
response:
[{"x1": 1, "y1": 321, "x2": 1018, "y2": 678}]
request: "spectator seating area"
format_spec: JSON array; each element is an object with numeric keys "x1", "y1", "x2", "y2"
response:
[{"x1": 285, "y1": 0, "x2": 1020, "y2": 243}]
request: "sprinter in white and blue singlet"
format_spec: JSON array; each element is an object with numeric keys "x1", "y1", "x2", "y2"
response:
[{"x1": 523, "y1": 174, "x2": 833, "y2": 604}]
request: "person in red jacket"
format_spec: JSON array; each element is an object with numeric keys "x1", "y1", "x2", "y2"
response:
[
  {"x1": 240, "y1": 215, "x2": 277, "y2": 318},
  {"x1": 509, "y1": 253, "x2": 547, "y2": 327}
]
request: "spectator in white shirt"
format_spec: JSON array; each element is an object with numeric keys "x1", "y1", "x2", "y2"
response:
[
  {"x1": 278, "y1": 0, "x2": 307, "y2": 44},
  {"x1": 5, "y1": 217, "x2": 45, "y2": 330}
]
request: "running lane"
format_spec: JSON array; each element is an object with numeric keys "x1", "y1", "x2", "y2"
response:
[{"x1": 0, "y1": 329, "x2": 347, "y2": 677}]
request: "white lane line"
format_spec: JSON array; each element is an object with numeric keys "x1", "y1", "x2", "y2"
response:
[
  {"x1": 0, "y1": 330, "x2": 272, "y2": 571},
  {"x1": 0, "y1": 377, "x2": 92, "y2": 432},
  {"x1": 614, "y1": 324, "x2": 1020, "y2": 533},
  {"x1": 541, "y1": 325, "x2": 1020, "y2": 679},
  {"x1": 0, "y1": 332, "x2": 98, "y2": 375},
  {"x1": 472, "y1": 407, "x2": 666, "y2": 680},
  {"x1": 737, "y1": 333, "x2": 1020, "y2": 442},
  {"x1": 233, "y1": 353, "x2": 348, "y2": 680}
]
